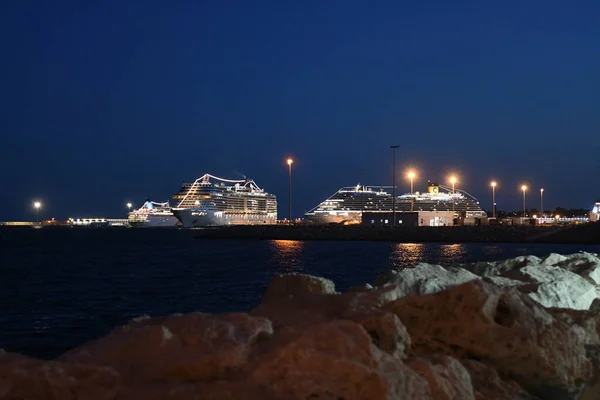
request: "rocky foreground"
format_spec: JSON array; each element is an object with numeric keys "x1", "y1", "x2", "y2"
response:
[{"x1": 3, "y1": 253, "x2": 600, "y2": 399}]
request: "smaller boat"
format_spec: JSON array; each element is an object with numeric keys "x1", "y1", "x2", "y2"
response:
[{"x1": 127, "y1": 200, "x2": 179, "y2": 228}]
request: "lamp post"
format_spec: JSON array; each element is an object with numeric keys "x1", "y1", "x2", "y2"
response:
[
  {"x1": 287, "y1": 158, "x2": 293, "y2": 223},
  {"x1": 540, "y1": 188, "x2": 544, "y2": 217},
  {"x1": 490, "y1": 181, "x2": 497, "y2": 218},
  {"x1": 521, "y1": 185, "x2": 527, "y2": 218},
  {"x1": 127, "y1": 202, "x2": 132, "y2": 213},
  {"x1": 390, "y1": 145, "x2": 399, "y2": 227},
  {"x1": 33, "y1": 201, "x2": 41, "y2": 224},
  {"x1": 449, "y1": 176, "x2": 457, "y2": 213},
  {"x1": 407, "y1": 170, "x2": 416, "y2": 212}
]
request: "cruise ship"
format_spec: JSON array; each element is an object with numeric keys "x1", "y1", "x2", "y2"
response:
[
  {"x1": 170, "y1": 174, "x2": 277, "y2": 228},
  {"x1": 305, "y1": 181, "x2": 487, "y2": 224},
  {"x1": 127, "y1": 200, "x2": 179, "y2": 227}
]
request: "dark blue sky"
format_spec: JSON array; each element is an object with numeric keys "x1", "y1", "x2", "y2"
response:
[{"x1": 1, "y1": 0, "x2": 599, "y2": 220}]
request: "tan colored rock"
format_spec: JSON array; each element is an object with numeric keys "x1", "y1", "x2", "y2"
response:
[
  {"x1": 408, "y1": 355, "x2": 475, "y2": 400},
  {"x1": 59, "y1": 312, "x2": 272, "y2": 384},
  {"x1": 0, "y1": 350, "x2": 121, "y2": 400},
  {"x1": 246, "y1": 320, "x2": 432, "y2": 400},
  {"x1": 385, "y1": 280, "x2": 592, "y2": 399},
  {"x1": 115, "y1": 381, "x2": 284, "y2": 400},
  {"x1": 261, "y1": 273, "x2": 338, "y2": 303},
  {"x1": 461, "y1": 359, "x2": 538, "y2": 400},
  {"x1": 252, "y1": 290, "x2": 410, "y2": 359}
]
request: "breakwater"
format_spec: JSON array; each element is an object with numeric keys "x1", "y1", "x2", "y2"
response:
[{"x1": 194, "y1": 222, "x2": 600, "y2": 244}]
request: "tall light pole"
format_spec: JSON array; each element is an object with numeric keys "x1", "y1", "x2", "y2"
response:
[
  {"x1": 490, "y1": 181, "x2": 497, "y2": 218},
  {"x1": 33, "y1": 201, "x2": 41, "y2": 224},
  {"x1": 449, "y1": 176, "x2": 457, "y2": 213},
  {"x1": 390, "y1": 145, "x2": 399, "y2": 227},
  {"x1": 127, "y1": 202, "x2": 132, "y2": 213},
  {"x1": 540, "y1": 188, "x2": 544, "y2": 217},
  {"x1": 287, "y1": 158, "x2": 293, "y2": 223},
  {"x1": 521, "y1": 185, "x2": 527, "y2": 218},
  {"x1": 407, "y1": 170, "x2": 416, "y2": 212}
]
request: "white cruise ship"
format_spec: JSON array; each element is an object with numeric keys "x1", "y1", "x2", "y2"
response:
[
  {"x1": 170, "y1": 174, "x2": 277, "y2": 228},
  {"x1": 127, "y1": 200, "x2": 179, "y2": 228},
  {"x1": 305, "y1": 181, "x2": 487, "y2": 224}
]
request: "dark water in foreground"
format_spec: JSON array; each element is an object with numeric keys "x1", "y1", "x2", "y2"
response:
[{"x1": 1, "y1": 227, "x2": 599, "y2": 359}]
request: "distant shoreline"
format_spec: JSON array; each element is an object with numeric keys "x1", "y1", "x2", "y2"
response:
[{"x1": 192, "y1": 223, "x2": 600, "y2": 245}]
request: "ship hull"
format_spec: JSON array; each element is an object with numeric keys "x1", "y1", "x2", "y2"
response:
[
  {"x1": 305, "y1": 211, "x2": 362, "y2": 224},
  {"x1": 128, "y1": 214, "x2": 179, "y2": 228},
  {"x1": 172, "y1": 208, "x2": 276, "y2": 228}
]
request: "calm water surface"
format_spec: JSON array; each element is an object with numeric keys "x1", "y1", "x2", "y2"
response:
[{"x1": 1, "y1": 227, "x2": 599, "y2": 359}]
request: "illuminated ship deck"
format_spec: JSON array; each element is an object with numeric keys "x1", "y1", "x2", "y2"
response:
[
  {"x1": 170, "y1": 174, "x2": 277, "y2": 228},
  {"x1": 305, "y1": 182, "x2": 487, "y2": 224}
]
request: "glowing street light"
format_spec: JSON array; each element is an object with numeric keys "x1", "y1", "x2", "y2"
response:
[
  {"x1": 490, "y1": 181, "x2": 497, "y2": 218},
  {"x1": 449, "y1": 175, "x2": 457, "y2": 213},
  {"x1": 521, "y1": 185, "x2": 528, "y2": 218},
  {"x1": 127, "y1": 202, "x2": 132, "y2": 212},
  {"x1": 407, "y1": 171, "x2": 416, "y2": 194},
  {"x1": 407, "y1": 170, "x2": 416, "y2": 212},
  {"x1": 286, "y1": 158, "x2": 293, "y2": 223},
  {"x1": 540, "y1": 188, "x2": 544, "y2": 217},
  {"x1": 33, "y1": 201, "x2": 42, "y2": 224}
]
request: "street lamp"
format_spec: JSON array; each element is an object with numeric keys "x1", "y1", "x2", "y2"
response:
[
  {"x1": 540, "y1": 188, "x2": 544, "y2": 217},
  {"x1": 449, "y1": 175, "x2": 457, "y2": 213},
  {"x1": 407, "y1": 170, "x2": 416, "y2": 212},
  {"x1": 390, "y1": 145, "x2": 399, "y2": 227},
  {"x1": 490, "y1": 181, "x2": 497, "y2": 218},
  {"x1": 521, "y1": 185, "x2": 527, "y2": 218},
  {"x1": 33, "y1": 201, "x2": 41, "y2": 224},
  {"x1": 286, "y1": 158, "x2": 293, "y2": 223},
  {"x1": 127, "y1": 202, "x2": 132, "y2": 212}
]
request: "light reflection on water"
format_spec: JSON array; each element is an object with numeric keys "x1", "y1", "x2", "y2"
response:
[
  {"x1": 390, "y1": 243, "x2": 425, "y2": 268},
  {"x1": 269, "y1": 240, "x2": 305, "y2": 273}
]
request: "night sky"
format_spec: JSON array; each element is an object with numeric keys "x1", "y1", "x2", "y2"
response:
[{"x1": 2, "y1": 0, "x2": 599, "y2": 221}]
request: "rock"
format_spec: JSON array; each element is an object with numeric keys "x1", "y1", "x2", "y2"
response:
[
  {"x1": 59, "y1": 312, "x2": 272, "y2": 384},
  {"x1": 0, "y1": 350, "x2": 121, "y2": 400},
  {"x1": 521, "y1": 265, "x2": 600, "y2": 310},
  {"x1": 347, "y1": 283, "x2": 374, "y2": 292},
  {"x1": 552, "y1": 252, "x2": 600, "y2": 285},
  {"x1": 245, "y1": 320, "x2": 432, "y2": 400},
  {"x1": 384, "y1": 280, "x2": 593, "y2": 399},
  {"x1": 460, "y1": 253, "x2": 600, "y2": 310},
  {"x1": 373, "y1": 263, "x2": 480, "y2": 302},
  {"x1": 115, "y1": 381, "x2": 284, "y2": 400},
  {"x1": 461, "y1": 359, "x2": 539, "y2": 400},
  {"x1": 408, "y1": 355, "x2": 475, "y2": 400},
  {"x1": 261, "y1": 273, "x2": 338, "y2": 303},
  {"x1": 590, "y1": 298, "x2": 600, "y2": 312},
  {"x1": 251, "y1": 291, "x2": 411, "y2": 359}
]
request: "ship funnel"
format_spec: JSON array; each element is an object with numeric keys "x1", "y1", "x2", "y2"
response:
[{"x1": 428, "y1": 182, "x2": 440, "y2": 194}]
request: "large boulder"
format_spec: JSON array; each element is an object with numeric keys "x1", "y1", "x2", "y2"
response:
[
  {"x1": 261, "y1": 273, "x2": 338, "y2": 303},
  {"x1": 384, "y1": 280, "x2": 593, "y2": 399},
  {"x1": 0, "y1": 350, "x2": 121, "y2": 400},
  {"x1": 373, "y1": 263, "x2": 479, "y2": 302},
  {"x1": 245, "y1": 320, "x2": 432, "y2": 400},
  {"x1": 59, "y1": 312, "x2": 273, "y2": 384},
  {"x1": 251, "y1": 290, "x2": 411, "y2": 359},
  {"x1": 459, "y1": 253, "x2": 600, "y2": 310},
  {"x1": 461, "y1": 359, "x2": 539, "y2": 400},
  {"x1": 408, "y1": 355, "x2": 475, "y2": 400}
]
